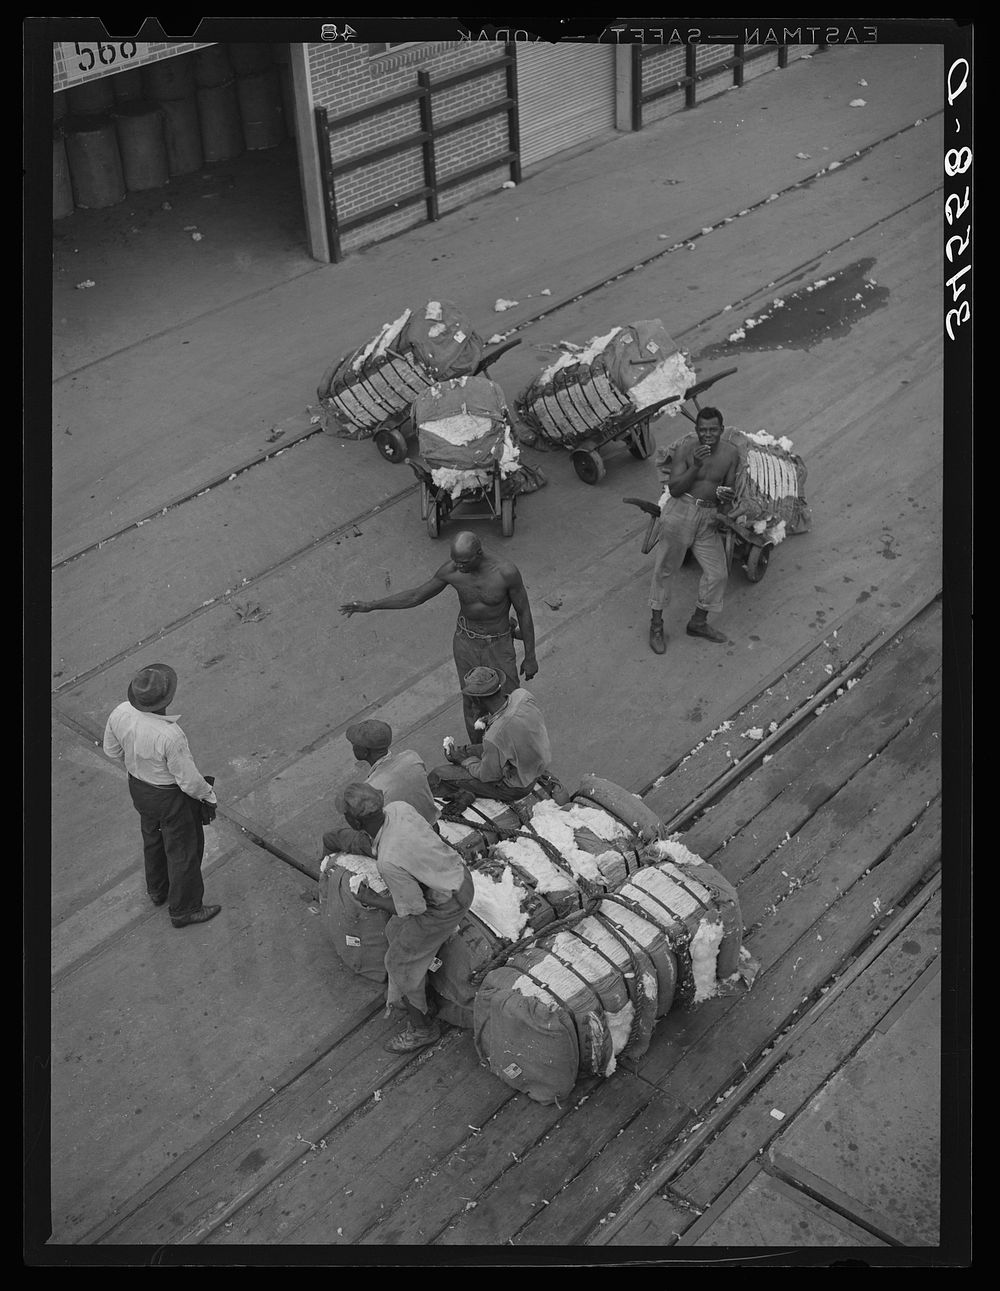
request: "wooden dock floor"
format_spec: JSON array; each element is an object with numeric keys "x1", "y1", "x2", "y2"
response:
[{"x1": 90, "y1": 596, "x2": 942, "y2": 1248}]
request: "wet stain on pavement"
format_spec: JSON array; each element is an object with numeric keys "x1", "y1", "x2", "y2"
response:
[{"x1": 697, "y1": 258, "x2": 890, "y2": 358}]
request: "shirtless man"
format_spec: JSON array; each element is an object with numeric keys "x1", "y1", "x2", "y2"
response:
[
  {"x1": 340, "y1": 531, "x2": 538, "y2": 740},
  {"x1": 647, "y1": 406, "x2": 738, "y2": 653}
]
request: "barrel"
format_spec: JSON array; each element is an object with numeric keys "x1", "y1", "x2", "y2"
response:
[
  {"x1": 53, "y1": 90, "x2": 68, "y2": 123},
  {"x1": 53, "y1": 128, "x2": 75, "y2": 220},
  {"x1": 113, "y1": 100, "x2": 169, "y2": 191},
  {"x1": 278, "y1": 62, "x2": 295, "y2": 139},
  {"x1": 62, "y1": 114, "x2": 125, "y2": 209},
  {"x1": 158, "y1": 95, "x2": 203, "y2": 175},
  {"x1": 197, "y1": 79, "x2": 244, "y2": 162},
  {"x1": 67, "y1": 77, "x2": 115, "y2": 116},
  {"x1": 236, "y1": 67, "x2": 284, "y2": 150},
  {"x1": 142, "y1": 54, "x2": 195, "y2": 100},
  {"x1": 111, "y1": 66, "x2": 144, "y2": 101},
  {"x1": 228, "y1": 43, "x2": 273, "y2": 76},
  {"x1": 194, "y1": 44, "x2": 234, "y2": 88}
]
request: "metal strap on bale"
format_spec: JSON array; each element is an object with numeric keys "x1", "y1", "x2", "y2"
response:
[
  {"x1": 469, "y1": 899, "x2": 600, "y2": 985},
  {"x1": 568, "y1": 925, "x2": 649, "y2": 1056},
  {"x1": 620, "y1": 878, "x2": 691, "y2": 931},
  {"x1": 654, "y1": 866, "x2": 714, "y2": 916},
  {"x1": 599, "y1": 889, "x2": 679, "y2": 946}
]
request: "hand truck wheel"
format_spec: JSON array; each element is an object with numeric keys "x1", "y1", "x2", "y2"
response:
[
  {"x1": 572, "y1": 448, "x2": 606, "y2": 485},
  {"x1": 426, "y1": 499, "x2": 442, "y2": 538},
  {"x1": 743, "y1": 542, "x2": 772, "y2": 582},
  {"x1": 500, "y1": 495, "x2": 515, "y2": 537},
  {"x1": 374, "y1": 426, "x2": 409, "y2": 464}
]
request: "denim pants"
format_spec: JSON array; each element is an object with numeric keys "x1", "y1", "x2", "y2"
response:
[
  {"x1": 128, "y1": 775, "x2": 205, "y2": 917},
  {"x1": 648, "y1": 495, "x2": 728, "y2": 615},
  {"x1": 428, "y1": 763, "x2": 530, "y2": 803}
]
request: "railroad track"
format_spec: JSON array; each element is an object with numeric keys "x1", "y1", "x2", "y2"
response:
[{"x1": 82, "y1": 586, "x2": 943, "y2": 1247}]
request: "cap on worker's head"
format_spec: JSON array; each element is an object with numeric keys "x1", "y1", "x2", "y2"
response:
[
  {"x1": 339, "y1": 782, "x2": 385, "y2": 819},
  {"x1": 461, "y1": 667, "x2": 504, "y2": 697},
  {"x1": 345, "y1": 718, "x2": 392, "y2": 750},
  {"x1": 128, "y1": 663, "x2": 178, "y2": 712}
]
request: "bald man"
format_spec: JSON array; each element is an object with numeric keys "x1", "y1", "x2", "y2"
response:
[{"x1": 341, "y1": 531, "x2": 538, "y2": 740}]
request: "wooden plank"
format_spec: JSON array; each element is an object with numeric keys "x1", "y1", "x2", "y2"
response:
[
  {"x1": 358, "y1": 1085, "x2": 574, "y2": 1245},
  {"x1": 645, "y1": 592, "x2": 938, "y2": 822},
  {"x1": 679, "y1": 1168, "x2": 890, "y2": 1247},
  {"x1": 510, "y1": 1088, "x2": 691, "y2": 1245},
  {"x1": 206, "y1": 1031, "x2": 481, "y2": 1244},
  {"x1": 590, "y1": 876, "x2": 942, "y2": 1246},
  {"x1": 681, "y1": 607, "x2": 941, "y2": 859},
  {"x1": 732, "y1": 697, "x2": 941, "y2": 914},
  {"x1": 97, "y1": 1007, "x2": 431, "y2": 1245},
  {"x1": 433, "y1": 1073, "x2": 678, "y2": 1245},
  {"x1": 669, "y1": 893, "x2": 941, "y2": 1208},
  {"x1": 520, "y1": 888, "x2": 942, "y2": 1244},
  {"x1": 277, "y1": 1059, "x2": 518, "y2": 1244},
  {"x1": 606, "y1": 1192, "x2": 696, "y2": 1246},
  {"x1": 638, "y1": 801, "x2": 941, "y2": 1096}
]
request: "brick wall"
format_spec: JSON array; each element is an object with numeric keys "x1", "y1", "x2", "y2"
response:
[
  {"x1": 640, "y1": 43, "x2": 820, "y2": 125},
  {"x1": 52, "y1": 41, "x2": 215, "y2": 90},
  {"x1": 310, "y1": 41, "x2": 513, "y2": 254}
]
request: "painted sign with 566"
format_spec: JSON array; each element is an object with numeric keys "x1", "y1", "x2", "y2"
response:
[{"x1": 59, "y1": 41, "x2": 142, "y2": 83}]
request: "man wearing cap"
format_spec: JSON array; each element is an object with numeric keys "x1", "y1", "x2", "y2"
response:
[
  {"x1": 427, "y1": 666, "x2": 554, "y2": 805},
  {"x1": 340, "y1": 783, "x2": 474, "y2": 1053},
  {"x1": 322, "y1": 718, "x2": 438, "y2": 857},
  {"x1": 103, "y1": 663, "x2": 221, "y2": 928},
  {"x1": 340, "y1": 531, "x2": 538, "y2": 741}
]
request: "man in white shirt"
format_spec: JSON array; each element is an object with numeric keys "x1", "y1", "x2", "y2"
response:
[
  {"x1": 341, "y1": 783, "x2": 474, "y2": 1053},
  {"x1": 103, "y1": 663, "x2": 221, "y2": 929},
  {"x1": 323, "y1": 719, "x2": 438, "y2": 858}
]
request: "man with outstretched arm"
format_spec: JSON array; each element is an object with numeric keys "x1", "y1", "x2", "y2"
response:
[
  {"x1": 341, "y1": 531, "x2": 538, "y2": 740},
  {"x1": 339, "y1": 783, "x2": 474, "y2": 1053},
  {"x1": 647, "y1": 406, "x2": 738, "y2": 653}
]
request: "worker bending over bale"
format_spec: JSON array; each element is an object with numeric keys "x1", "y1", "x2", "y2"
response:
[
  {"x1": 323, "y1": 718, "x2": 438, "y2": 857},
  {"x1": 428, "y1": 666, "x2": 561, "y2": 807},
  {"x1": 340, "y1": 783, "x2": 474, "y2": 1053}
]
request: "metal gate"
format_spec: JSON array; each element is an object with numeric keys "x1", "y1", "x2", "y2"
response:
[{"x1": 516, "y1": 44, "x2": 616, "y2": 167}]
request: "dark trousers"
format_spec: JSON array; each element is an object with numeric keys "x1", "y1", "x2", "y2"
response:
[
  {"x1": 428, "y1": 764, "x2": 530, "y2": 804},
  {"x1": 128, "y1": 775, "x2": 205, "y2": 917}
]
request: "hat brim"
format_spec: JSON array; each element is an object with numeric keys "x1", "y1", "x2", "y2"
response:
[{"x1": 128, "y1": 663, "x2": 178, "y2": 711}]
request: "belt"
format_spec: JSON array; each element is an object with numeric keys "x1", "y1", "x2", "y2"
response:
[
  {"x1": 456, "y1": 616, "x2": 511, "y2": 641},
  {"x1": 681, "y1": 493, "x2": 718, "y2": 508}
]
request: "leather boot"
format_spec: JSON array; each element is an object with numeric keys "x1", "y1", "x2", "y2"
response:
[{"x1": 649, "y1": 614, "x2": 666, "y2": 654}]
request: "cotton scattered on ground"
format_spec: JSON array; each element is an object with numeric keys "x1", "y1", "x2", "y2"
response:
[{"x1": 494, "y1": 298, "x2": 519, "y2": 312}]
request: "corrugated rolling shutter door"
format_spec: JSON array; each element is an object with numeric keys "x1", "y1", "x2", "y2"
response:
[{"x1": 516, "y1": 44, "x2": 616, "y2": 167}]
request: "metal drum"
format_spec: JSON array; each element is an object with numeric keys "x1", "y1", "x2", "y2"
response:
[
  {"x1": 111, "y1": 66, "x2": 144, "y2": 102},
  {"x1": 113, "y1": 100, "x2": 169, "y2": 192},
  {"x1": 67, "y1": 77, "x2": 115, "y2": 116},
  {"x1": 236, "y1": 67, "x2": 284, "y2": 150},
  {"x1": 197, "y1": 79, "x2": 244, "y2": 162},
  {"x1": 158, "y1": 95, "x2": 204, "y2": 176},
  {"x1": 141, "y1": 54, "x2": 195, "y2": 100},
  {"x1": 228, "y1": 43, "x2": 273, "y2": 76},
  {"x1": 62, "y1": 113, "x2": 125, "y2": 209},
  {"x1": 194, "y1": 44, "x2": 234, "y2": 88}
]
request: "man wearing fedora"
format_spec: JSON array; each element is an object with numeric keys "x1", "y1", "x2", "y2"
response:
[
  {"x1": 103, "y1": 663, "x2": 221, "y2": 928},
  {"x1": 339, "y1": 782, "x2": 474, "y2": 1053},
  {"x1": 322, "y1": 718, "x2": 438, "y2": 858},
  {"x1": 427, "y1": 666, "x2": 556, "y2": 805}
]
